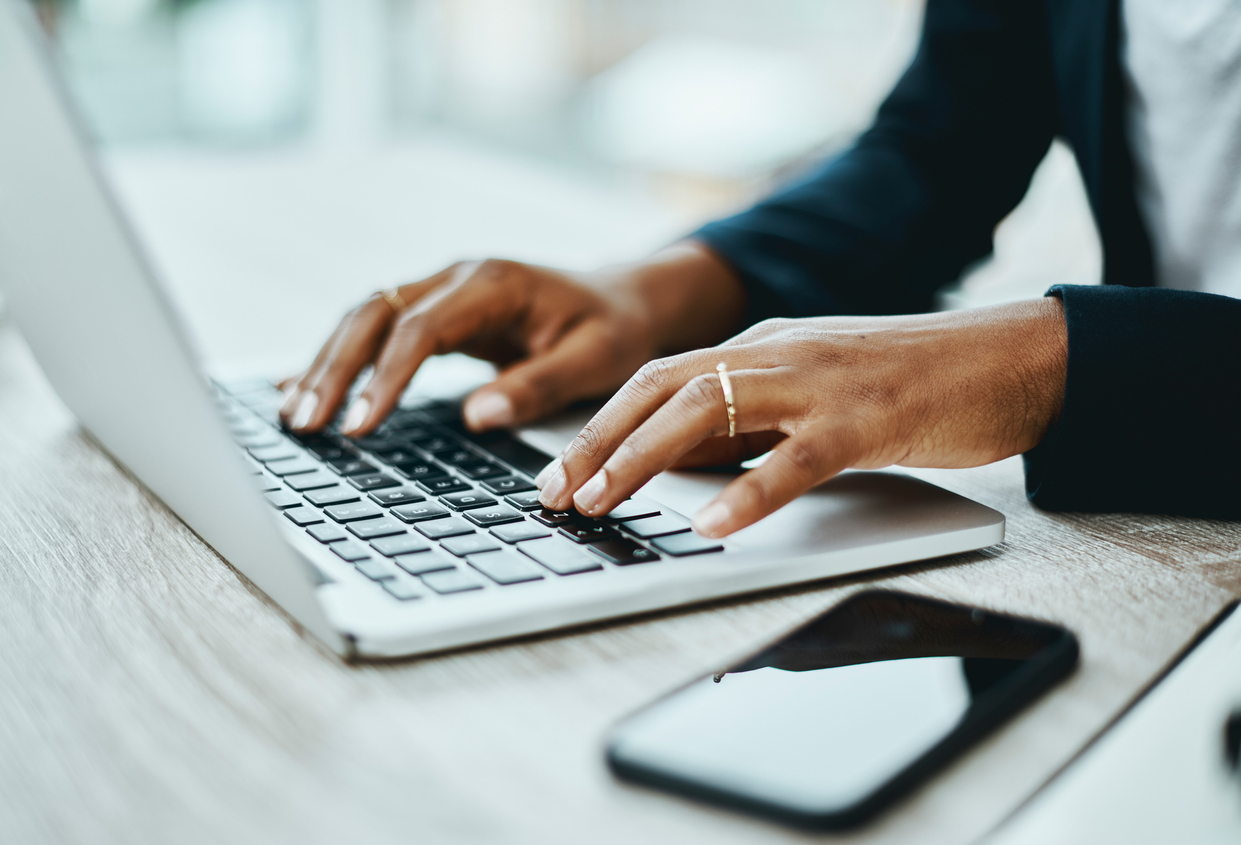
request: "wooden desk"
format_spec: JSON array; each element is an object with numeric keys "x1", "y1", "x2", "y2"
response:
[{"x1": 0, "y1": 317, "x2": 1238, "y2": 845}]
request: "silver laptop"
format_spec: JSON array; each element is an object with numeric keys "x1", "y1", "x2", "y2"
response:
[{"x1": 0, "y1": 0, "x2": 1004, "y2": 660}]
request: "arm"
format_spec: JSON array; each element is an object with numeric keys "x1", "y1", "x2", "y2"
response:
[
  {"x1": 1025, "y1": 285, "x2": 1241, "y2": 519},
  {"x1": 694, "y1": 0, "x2": 1060, "y2": 323}
]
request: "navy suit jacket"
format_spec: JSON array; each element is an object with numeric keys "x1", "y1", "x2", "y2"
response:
[{"x1": 694, "y1": 0, "x2": 1241, "y2": 519}]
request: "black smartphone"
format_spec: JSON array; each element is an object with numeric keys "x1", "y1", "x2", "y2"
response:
[{"x1": 606, "y1": 590, "x2": 1079, "y2": 829}]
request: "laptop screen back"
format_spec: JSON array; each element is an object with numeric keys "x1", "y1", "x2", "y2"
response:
[{"x1": 0, "y1": 0, "x2": 342, "y2": 654}]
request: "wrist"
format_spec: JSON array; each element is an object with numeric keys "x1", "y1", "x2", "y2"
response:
[
  {"x1": 1009, "y1": 296, "x2": 1069, "y2": 445},
  {"x1": 598, "y1": 241, "x2": 746, "y2": 356}
]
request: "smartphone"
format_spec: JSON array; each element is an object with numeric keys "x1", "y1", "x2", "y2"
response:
[{"x1": 606, "y1": 590, "x2": 1079, "y2": 829}]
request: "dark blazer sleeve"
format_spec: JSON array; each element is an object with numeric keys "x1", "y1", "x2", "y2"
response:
[
  {"x1": 693, "y1": 0, "x2": 1060, "y2": 324},
  {"x1": 1024, "y1": 285, "x2": 1241, "y2": 519}
]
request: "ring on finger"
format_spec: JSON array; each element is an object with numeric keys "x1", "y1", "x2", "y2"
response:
[
  {"x1": 715, "y1": 362, "x2": 736, "y2": 438},
  {"x1": 379, "y1": 287, "x2": 406, "y2": 314}
]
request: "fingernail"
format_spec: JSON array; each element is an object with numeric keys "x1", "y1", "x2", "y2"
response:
[
  {"x1": 573, "y1": 469, "x2": 608, "y2": 515},
  {"x1": 289, "y1": 391, "x2": 319, "y2": 430},
  {"x1": 535, "y1": 456, "x2": 562, "y2": 488},
  {"x1": 464, "y1": 392, "x2": 513, "y2": 430},
  {"x1": 341, "y1": 397, "x2": 371, "y2": 434},
  {"x1": 694, "y1": 501, "x2": 732, "y2": 538},
  {"x1": 539, "y1": 465, "x2": 568, "y2": 509}
]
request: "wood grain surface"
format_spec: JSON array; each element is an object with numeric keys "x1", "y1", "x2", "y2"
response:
[{"x1": 1, "y1": 321, "x2": 1239, "y2": 845}]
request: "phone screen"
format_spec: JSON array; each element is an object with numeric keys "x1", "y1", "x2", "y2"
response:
[{"x1": 606, "y1": 590, "x2": 1077, "y2": 828}]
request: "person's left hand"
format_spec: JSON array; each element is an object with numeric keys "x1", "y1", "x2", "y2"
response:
[{"x1": 535, "y1": 298, "x2": 1068, "y2": 539}]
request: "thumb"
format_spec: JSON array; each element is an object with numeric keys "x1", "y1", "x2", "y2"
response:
[{"x1": 463, "y1": 321, "x2": 633, "y2": 431}]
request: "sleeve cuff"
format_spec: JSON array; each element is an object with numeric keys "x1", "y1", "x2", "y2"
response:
[{"x1": 1023, "y1": 284, "x2": 1241, "y2": 518}]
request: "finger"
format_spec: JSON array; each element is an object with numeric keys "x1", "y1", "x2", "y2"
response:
[
  {"x1": 669, "y1": 430, "x2": 786, "y2": 469},
  {"x1": 284, "y1": 271, "x2": 454, "y2": 432},
  {"x1": 340, "y1": 261, "x2": 532, "y2": 435},
  {"x1": 282, "y1": 297, "x2": 393, "y2": 431},
  {"x1": 462, "y1": 319, "x2": 634, "y2": 431},
  {"x1": 693, "y1": 423, "x2": 860, "y2": 538},
  {"x1": 539, "y1": 350, "x2": 717, "y2": 509},
  {"x1": 278, "y1": 372, "x2": 307, "y2": 417},
  {"x1": 569, "y1": 369, "x2": 794, "y2": 517}
]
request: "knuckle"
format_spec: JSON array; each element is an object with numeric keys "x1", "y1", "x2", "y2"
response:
[
  {"x1": 775, "y1": 437, "x2": 820, "y2": 479},
  {"x1": 474, "y1": 257, "x2": 522, "y2": 281},
  {"x1": 631, "y1": 357, "x2": 676, "y2": 399},
  {"x1": 678, "y1": 375, "x2": 725, "y2": 435},
  {"x1": 751, "y1": 316, "x2": 795, "y2": 337},
  {"x1": 565, "y1": 422, "x2": 607, "y2": 464}
]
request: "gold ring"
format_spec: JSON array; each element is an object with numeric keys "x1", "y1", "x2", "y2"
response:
[
  {"x1": 379, "y1": 287, "x2": 406, "y2": 314},
  {"x1": 716, "y1": 362, "x2": 736, "y2": 438}
]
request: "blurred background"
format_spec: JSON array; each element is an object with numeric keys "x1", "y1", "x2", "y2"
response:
[{"x1": 21, "y1": 0, "x2": 1101, "y2": 374}]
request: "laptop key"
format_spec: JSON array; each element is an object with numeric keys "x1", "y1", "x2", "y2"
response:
[
  {"x1": 253, "y1": 475, "x2": 282, "y2": 493},
  {"x1": 430, "y1": 448, "x2": 477, "y2": 466},
  {"x1": 305, "y1": 443, "x2": 347, "y2": 462},
  {"x1": 266, "y1": 456, "x2": 320, "y2": 477},
  {"x1": 263, "y1": 489, "x2": 303, "y2": 509},
  {"x1": 307, "y1": 523, "x2": 350, "y2": 544},
  {"x1": 651, "y1": 533, "x2": 725, "y2": 557},
  {"x1": 347, "y1": 517, "x2": 407, "y2": 540},
  {"x1": 348, "y1": 473, "x2": 401, "y2": 492},
  {"x1": 236, "y1": 431, "x2": 283, "y2": 450},
  {"x1": 531, "y1": 508, "x2": 577, "y2": 527},
  {"x1": 391, "y1": 502, "x2": 450, "y2": 523},
  {"x1": 467, "y1": 551, "x2": 545, "y2": 585},
  {"x1": 350, "y1": 435, "x2": 408, "y2": 452},
  {"x1": 374, "y1": 448, "x2": 421, "y2": 466},
  {"x1": 441, "y1": 534, "x2": 502, "y2": 557},
  {"x1": 417, "y1": 477, "x2": 472, "y2": 496},
  {"x1": 413, "y1": 518, "x2": 475, "y2": 540},
  {"x1": 248, "y1": 443, "x2": 300, "y2": 463},
  {"x1": 381, "y1": 579, "x2": 423, "y2": 601},
  {"x1": 284, "y1": 470, "x2": 341, "y2": 492},
  {"x1": 559, "y1": 523, "x2": 621, "y2": 544},
  {"x1": 304, "y1": 486, "x2": 361, "y2": 507},
  {"x1": 392, "y1": 462, "x2": 448, "y2": 483},
  {"x1": 604, "y1": 499, "x2": 661, "y2": 522},
  {"x1": 587, "y1": 538, "x2": 660, "y2": 566},
  {"x1": 483, "y1": 476, "x2": 537, "y2": 495},
  {"x1": 504, "y1": 490, "x2": 544, "y2": 510},
  {"x1": 464, "y1": 505, "x2": 523, "y2": 527},
  {"x1": 490, "y1": 521, "x2": 552, "y2": 544},
  {"x1": 284, "y1": 506, "x2": 325, "y2": 527},
  {"x1": 325, "y1": 502, "x2": 385, "y2": 523},
  {"x1": 328, "y1": 458, "x2": 379, "y2": 477},
  {"x1": 393, "y1": 551, "x2": 456, "y2": 576},
  {"x1": 441, "y1": 492, "x2": 495, "y2": 511},
  {"x1": 420, "y1": 568, "x2": 484, "y2": 595},
  {"x1": 456, "y1": 460, "x2": 507, "y2": 480},
  {"x1": 331, "y1": 541, "x2": 372, "y2": 562},
  {"x1": 368, "y1": 488, "x2": 425, "y2": 507},
  {"x1": 517, "y1": 537, "x2": 604, "y2": 575},
  {"x1": 371, "y1": 534, "x2": 431, "y2": 557},
  {"x1": 413, "y1": 437, "x2": 458, "y2": 454},
  {"x1": 619, "y1": 514, "x2": 692, "y2": 539},
  {"x1": 354, "y1": 559, "x2": 395, "y2": 581}
]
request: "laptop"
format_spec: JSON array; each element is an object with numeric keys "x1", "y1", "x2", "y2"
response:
[{"x1": 0, "y1": 0, "x2": 1004, "y2": 660}]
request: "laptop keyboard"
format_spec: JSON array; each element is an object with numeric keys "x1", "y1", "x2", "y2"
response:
[{"x1": 216, "y1": 380, "x2": 725, "y2": 603}]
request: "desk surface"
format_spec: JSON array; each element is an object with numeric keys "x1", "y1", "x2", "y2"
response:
[
  {"x1": 1, "y1": 319, "x2": 1240, "y2": 845},
  {"x1": 3, "y1": 146, "x2": 1241, "y2": 844}
]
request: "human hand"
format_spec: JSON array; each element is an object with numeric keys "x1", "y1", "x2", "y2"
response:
[
  {"x1": 536, "y1": 298, "x2": 1068, "y2": 538},
  {"x1": 278, "y1": 243, "x2": 745, "y2": 436}
]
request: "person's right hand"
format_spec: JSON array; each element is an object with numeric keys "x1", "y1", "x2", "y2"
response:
[{"x1": 278, "y1": 243, "x2": 746, "y2": 438}]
